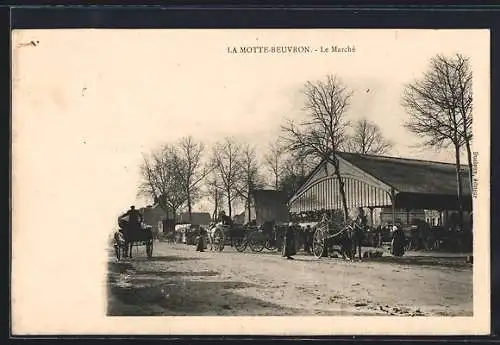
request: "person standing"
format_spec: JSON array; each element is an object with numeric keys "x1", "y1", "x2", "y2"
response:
[
  {"x1": 282, "y1": 223, "x2": 297, "y2": 260},
  {"x1": 196, "y1": 226, "x2": 206, "y2": 252},
  {"x1": 391, "y1": 224, "x2": 406, "y2": 256},
  {"x1": 353, "y1": 207, "x2": 367, "y2": 260}
]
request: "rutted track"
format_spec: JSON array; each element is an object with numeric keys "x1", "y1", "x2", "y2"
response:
[{"x1": 107, "y1": 242, "x2": 473, "y2": 316}]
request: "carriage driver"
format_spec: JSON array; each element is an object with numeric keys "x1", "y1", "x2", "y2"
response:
[
  {"x1": 217, "y1": 210, "x2": 232, "y2": 227},
  {"x1": 124, "y1": 205, "x2": 143, "y2": 231}
]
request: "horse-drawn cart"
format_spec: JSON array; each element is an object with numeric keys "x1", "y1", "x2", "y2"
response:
[
  {"x1": 113, "y1": 216, "x2": 154, "y2": 260},
  {"x1": 312, "y1": 220, "x2": 353, "y2": 259},
  {"x1": 208, "y1": 223, "x2": 277, "y2": 253}
]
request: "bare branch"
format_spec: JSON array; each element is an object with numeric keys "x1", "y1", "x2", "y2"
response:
[
  {"x1": 280, "y1": 74, "x2": 353, "y2": 220},
  {"x1": 344, "y1": 118, "x2": 393, "y2": 155}
]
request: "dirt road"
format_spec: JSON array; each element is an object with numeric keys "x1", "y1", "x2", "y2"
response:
[{"x1": 107, "y1": 242, "x2": 472, "y2": 316}]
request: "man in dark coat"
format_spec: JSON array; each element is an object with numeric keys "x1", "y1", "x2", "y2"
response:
[
  {"x1": 125, "y1": 206, "x2": 143, "y2": 227},
  {"x1": 282, "y1": 223, "x2": 297, "y2": 260},
  {"x1": 353, "y1": 207, "x2": 367, "y2": 260},
  {"x1": 218, "y1": 210, "x2": 232, "y2": 226},
  {"x1": 121, "y1": 205, "x2": 143, "y2": 238},
  {"x1": 118, "y1": 206, "x2": 143, "y2": 258}
]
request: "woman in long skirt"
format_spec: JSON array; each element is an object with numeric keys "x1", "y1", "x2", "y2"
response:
[
  {"x1": 391, "y1": 225, "x2": 406, "y2": 256},
  {"x1": 282, "y1": 224, "x2": 297, "y2": 260}
]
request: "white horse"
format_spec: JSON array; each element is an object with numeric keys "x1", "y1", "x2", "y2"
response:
[{"x1": 207, "y1": 222, "x2": 228, "y2": 251}]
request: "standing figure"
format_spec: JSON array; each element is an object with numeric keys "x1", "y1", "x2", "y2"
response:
[
  {"x1": 303, "y1": 225, "x2": 313, "y2": 254},
  {"x1": 196, "y1": 226, "x2": 206, "y2": 252},
  {"x1": 282, "y1": 223, "x2": 297, "y2": 260},
  {"x1": 353, "y1": 207, "x2": 367, "y2": 260},
  {"x1": 391, "y1": 224, "x2": 406, "y2": 256}
]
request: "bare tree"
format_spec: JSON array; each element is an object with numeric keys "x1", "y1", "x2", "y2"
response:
[
  {"x1": 138, "y1": 145, "x2": 187, "y2": 219},
  {"x1": 205, "y1": 173, "x2": 225, "y2": 222},
  {"x1": 171, "y1": 136, "x2": 208, "y2": 222},
  {"x1": 282, "y1": 149, "x2": 320, "y2": 178},
  {"x1": 402, "y1": 53, "x2": 472, "y2": 223},
  {"x1": 236, "y1": 144, "x2": 265, "y2": 223},
  {"x1": 454, "y1": 54, "x2": 473, "y2": 187},
  {"x1": 281, "y1": 74, "x2": 353, "y2": 220},
  {"x1": 264, "y1": 140, "x2": 286, "y2": 189},
  {"x1": 210, "y1": 137, "x2": 244, "y2": 219},
  {"x1": 344, "y1": 118, "x2": 393, "y2": 155}
]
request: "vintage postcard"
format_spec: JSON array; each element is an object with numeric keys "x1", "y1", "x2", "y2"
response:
[{"x1": 11, "y1": 28, "x2": 490, "y2": 335}]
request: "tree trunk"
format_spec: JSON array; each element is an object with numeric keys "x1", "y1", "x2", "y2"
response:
[
  {"x1": 227, "y1": 190, "x2": 232, "y2": 219},
  {"x1": 464, "y1": 138, "x2": 473, "y2": 189},
  {"x1": 187, "y1": 191, "x2": 192, "y2": 223},
  {"x1": 247, "y1": 198, "x2": 251, "y2": 223},
  {"x1": 172, "y1": 206, "x2": 177, "y2": 223},
  {"x1": 331, "y1": 158, "x2": 349, "y2": 222},
  {"x1": 213, "y1": 189, "x2": 218, "y2": 222},
  {"x1": 454, "y1": 143, "x2": 464, "y2": 228}
]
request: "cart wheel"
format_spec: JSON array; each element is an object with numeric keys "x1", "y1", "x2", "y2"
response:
[
  {"x1": 264, "y1": 238, "x2": 276, "y2": 251},
  {"x1": 146, "y1": 239, "x2": 153, "y2": 258},
  {"x1": 234, "y1": 237, "x2": 247, "y2": 252},
  {"x1": 313, "y1": 228, "x2": 326, "y2": 259},
  {"x1": 249, "y1": 232, "x2": 265, "y2": 253},
  {"x1": 114, "y1": 244, "x2": 121, "y2": 261}
]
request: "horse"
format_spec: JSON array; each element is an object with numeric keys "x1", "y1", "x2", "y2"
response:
[
  {"x1": 206, "y1": 223, "x2": 225, "y2": 251},
  {"x1": 115, "y1": 223, "x2": 153, "y2": 258}
]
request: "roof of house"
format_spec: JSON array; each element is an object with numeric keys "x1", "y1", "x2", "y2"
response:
[
  {"x1": 337, "y1": 152, "x2": 471, "y2": 196},
  {"x1": 233, "y1": 212, "x2": 246, "y2": 223}
]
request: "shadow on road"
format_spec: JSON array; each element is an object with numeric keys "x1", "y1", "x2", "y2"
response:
[
  {"x1": 134, "y1": 270, "x2": 219, "y2": 277},
  {"x1": 107, "y1": 269, "x2": 300, "y2": 316},
  {"x1": 108, "y1": 262, "x2": 134, "y2": 274},
  {"x1": 366, "y1": 255, "x2": 471, "y2": 269},
  {"x1": 125, "y1": 255, "x2": 206, "y2": 263}
]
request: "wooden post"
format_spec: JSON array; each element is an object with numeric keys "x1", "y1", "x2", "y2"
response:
[{"x1": 390, "y1": 189, "x2": 396, "y2": 226}]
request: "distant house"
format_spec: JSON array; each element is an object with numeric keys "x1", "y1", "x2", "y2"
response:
[
  {"x1": 178, "y1": 212, "x2": 211, "y2": 227},
  {"x1": 141, "y1": 205, "x2": 167, "y2": 233},
  {"x1": 245, "y1": 189, "x2": 290, "y2": 225},
  {"x1": 233, "y1": 211, "x2": 246, "y2": 225}
]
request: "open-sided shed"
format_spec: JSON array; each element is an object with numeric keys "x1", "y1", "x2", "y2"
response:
[{"x1": 288, "y1": 152, "x2": 472, "y2": 224}]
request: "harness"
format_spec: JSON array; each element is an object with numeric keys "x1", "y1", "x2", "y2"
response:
[{"x1": 318, "y1": 221, "x2": 364, "y2": 240}]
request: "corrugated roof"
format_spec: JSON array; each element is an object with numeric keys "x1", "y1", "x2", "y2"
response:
[{"x1": 338, "y1": 152, "x2": 471, "y2": 196}]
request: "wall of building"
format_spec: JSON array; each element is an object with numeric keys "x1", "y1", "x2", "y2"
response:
[
  {"x1": 245, "y1": 195, "x2": 289, "y2": 225},
  {"x1": 141, "y1": 206, "x2": 167, "y2": 233},
  {"x1": 378, "y1": 208, "x2": 426, "y2": 227}
]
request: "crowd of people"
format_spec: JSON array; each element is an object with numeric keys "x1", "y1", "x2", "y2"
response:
[{"x1": 188, "y1": 206, "x2": 410, "y2": 260}]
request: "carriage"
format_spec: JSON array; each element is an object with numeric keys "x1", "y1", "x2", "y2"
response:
[
  {"x1": 208, "y1": 223, "x2": 249, "y2": 252},
  {"x1": 312, "y1": 220, "x2": 357, "y2": 259},
  {"x1": 113, "y1": 215, "x2": 154, "y2": 260},
  {"x1": 208, "y1": 223, "x2": 278, "y2": 253}
]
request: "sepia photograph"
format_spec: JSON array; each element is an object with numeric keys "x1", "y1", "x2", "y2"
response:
[{"x1": 11, "y1": 28, "x2": 490, "y2": 335}]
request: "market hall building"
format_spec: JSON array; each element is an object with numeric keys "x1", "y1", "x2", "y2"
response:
[{"x1": 288, "y1": 152, "x2": 472, "y2": 230}]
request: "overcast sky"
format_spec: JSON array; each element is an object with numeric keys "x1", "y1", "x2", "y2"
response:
[{"x1": 13, "y1": 29, "x2": 489, "y2": 234}]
